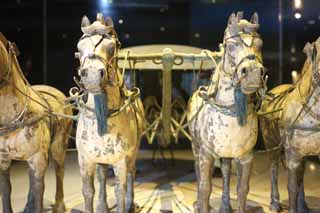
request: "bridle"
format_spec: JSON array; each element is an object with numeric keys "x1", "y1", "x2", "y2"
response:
[
  {"x1": 221, "y1": 32, "x2": 264, "y2": 85},
  {"x1": 0, "y1": 41, "x2": 15, "y2": 89},
  {"x1": 196, "y1": 31, "x2": 266, "y2": 119},
  {"x1": 77, "y1": 33, "x2": 121, "y2": 89}
]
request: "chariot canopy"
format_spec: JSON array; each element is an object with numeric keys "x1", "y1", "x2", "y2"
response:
[
  {"x1": 116, "y1": 44, "x2": 222, "y2": 146},
  {"x1": 117, "y1": 44, "x2": 217, "y2": 70}
]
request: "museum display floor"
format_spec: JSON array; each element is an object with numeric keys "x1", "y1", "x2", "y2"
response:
[{"x1": 2, "y1": 150, "x2": 320, "y2": 213}]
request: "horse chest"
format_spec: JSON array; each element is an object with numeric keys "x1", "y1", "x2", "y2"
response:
[
  {"x1": 286, "y1": 131, "x2": 320, "y2": 156},
  {"x1": 194, "y1": 106, "x2": 258, "y2": 158},
  {"x1": 76, "y1": 115, "x2": 137, "y2": 164},
  {"x1": 0, "y1": 94, "x2": 24, "y2": 125},
  {"x1": 0, "y1": 123, "x2": 50, "y2": 160}
]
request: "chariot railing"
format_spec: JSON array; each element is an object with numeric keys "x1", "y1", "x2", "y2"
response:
[{"x1": 117, "y1": 45, "x2": 222, "y2": 145}]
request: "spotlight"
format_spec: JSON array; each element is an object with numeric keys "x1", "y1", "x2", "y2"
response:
[
  {"x1": 118, "y1": 19, "x2": 124, "y2": 24},
  {"x1": 294, "y1": 12, "x2": 301, "y2": 19},
  {"x1": 308, "y1": 20, "x2": 315, "y2": 25},
  {"x1": 98, "y1": 0, "x2": 111, "y2": 12},
  {"x1": 294, "y1": 0, "x2": 302, "y2": 9},
  {"x1": 160, "y1": 26, "x2": 166, "y2": 32},
  {"x1": 309, "y1": 163, "x2": 316, "y2": 171},
  {"x1": 124, "y1": 33, "x2": 130, "y2": 39}
]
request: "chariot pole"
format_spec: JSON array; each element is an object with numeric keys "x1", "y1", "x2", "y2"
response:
[{"x1": 117, "y1": 47, "x2": 222, "y2": 145}]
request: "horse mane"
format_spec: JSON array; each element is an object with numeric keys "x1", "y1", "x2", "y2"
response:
[
  {"x1": 294, "y1": 57, "x2": 312, "y2": 101},
  {"x1": 0, "y1": 34, "x2": 47, "y2": 114}
]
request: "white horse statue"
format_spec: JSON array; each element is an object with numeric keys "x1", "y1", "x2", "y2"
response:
[
  {"x1": 0, "y1": 33, "x2": 72, "y2": 213},
  {"x1": 74, "y1": 14, "x2": 145, "y2": 213},
  {"x1": 187, "y1": 12, "x2": 265, "y2": 213}
]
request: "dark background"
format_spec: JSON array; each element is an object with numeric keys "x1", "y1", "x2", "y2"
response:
[
  {"x1": 1, "y1": 0, "x2": 320, "y2": 149},
  {"x1": 1, "y1": 0, "x2": 320, "y2": 92}
]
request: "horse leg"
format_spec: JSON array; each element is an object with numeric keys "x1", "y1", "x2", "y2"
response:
[
  {"x1": 191, "y1": 140, "x2": 201, "y2": 212},
  {"x1": 297, "y1": 161, "x2": 309, "y2": 213},
  {"x1": 126, "y1": 157, "x2": 137, "y2": 212},
  {"x1": 0, "y1": 164, "x2": 13, "y2": 213},
  {"x1": 198, "y1": 152, "x2": 214, "y2": 213},
  {"x1": 25, "y1": 152, "x2": 48, "y2": 213},
  {"x1": 219, "y1": 158, "x2": 232, "y2": 213},
  {"x1": 79, "y1": 158, "x2": 95, "y2": 213},
  {"x1": 113, "y1": 159, "x2": 128, "y2": 213},
  {"x1": 236, "y1": 153, "x2": 253, "y2": 213},
  {"x1": 96, "y1": 164, "x2": 109, "y2": 213},
  {"x1": 23, "y1": 168, "x2": 35, "y2": 212},
  {"x1": 51, "y1": 133, "x2": 68, "y2": 213},
  {"x1": 270, "y1": 150, "x2": 282, "y2": 212},
  {"x1": 286, "y1": 148, "x2": 302, "y2": 213}
]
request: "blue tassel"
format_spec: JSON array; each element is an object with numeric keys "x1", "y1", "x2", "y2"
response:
[
  {"x1": 234, "y1": 87, "x2": 247, "y2": 126},
  {"x1": 94, "y1": 93, "x2": 108, "y2": 136}
]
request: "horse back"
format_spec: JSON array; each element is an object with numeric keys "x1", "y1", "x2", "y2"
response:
[{"x1": 31, "y1": 85, "x2": 73, "y2": 138}]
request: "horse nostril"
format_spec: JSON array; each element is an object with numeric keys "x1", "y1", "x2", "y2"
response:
[
  {"x1": 241, "y1": 68, "x2": 248, "y2": 76},
  {"x1": 260, "y1": 67, "x2": 265, "y2": 76},
  {"x1": 80, "y1": 69, "x2": 87, "y2": 77}
]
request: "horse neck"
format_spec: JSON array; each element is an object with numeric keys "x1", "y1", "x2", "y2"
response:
[
  {"x1": 295, "y1": 59, "x2": 317, "y2": 101},
  {"x1": 209, "y1": 58, "x2": 236, "y2": 105},
  {"x1": 296, "y1": 59, "x2": 320, "y2": 110},
  {"x1": 0, "y1": 56, "x2": 30, "y2": 125},
  {"x1": 0, "y1": 54, "x2": 29, "y2": 104},
  {"x1": 86, "y1": 85, "x2": 122, "y2": 110}
]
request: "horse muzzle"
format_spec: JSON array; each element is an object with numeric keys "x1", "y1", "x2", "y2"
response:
[{"x1": 241, "y1": 84, "x2": 261, "y2": 94}]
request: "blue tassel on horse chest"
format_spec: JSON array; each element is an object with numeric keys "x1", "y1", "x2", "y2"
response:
[
  {"x1": 234, "y1": 87, "x2": 247, "y2": 126},
  {"x1": 94, "y1": 93, "x2": 108, "y2": 136}
]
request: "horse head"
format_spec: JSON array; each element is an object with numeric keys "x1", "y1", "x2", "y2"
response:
[
  {"x1": 222, "y1": 12, "x2": 265, "y2": 94},
  {"x1": 77, "y1": 13, "x2": 119, "y2": 94}
]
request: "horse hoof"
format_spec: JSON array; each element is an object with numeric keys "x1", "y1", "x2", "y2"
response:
[
  {"x1": 22, "y1": 207, "x2": 33, "y2": 213},
  {"x1": 270, "y1": 201, "x2": 282, "y2": 212},
  {"x1": 126, "y1": 204, "x2": 137, "y2": 213},
  {"x1": 52, "y1": 202, "x2": 66, "y2": 213},
  {"x1": 96, "y1": 202, "x2": 109, "y2": 213},
  {"x1": 298, "y1": 200, "x2": 310, "y2": 213},
  {"x1": 219, "y1": 204, "x2": 233, "y2": 213}
]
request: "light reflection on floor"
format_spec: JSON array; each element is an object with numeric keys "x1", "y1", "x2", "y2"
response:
[{"x1": 1, "y1": 150, "x2": 320, "y2": 212}]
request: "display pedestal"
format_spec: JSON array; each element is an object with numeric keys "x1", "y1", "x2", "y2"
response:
[{"x1": 209, "y1": 198, "x2": 263, "y2": 213}]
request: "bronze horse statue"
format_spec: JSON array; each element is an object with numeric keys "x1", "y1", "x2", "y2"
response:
[
  {"x1": 187, "y1": 12, "x2": 264, "y2": 213},
  {"x1": 74, "y1": 14, "x2": 145, "y2": 213},
  {"x1": 0, "y1": 33, "x2": 72, "y2": 213},
  {"x1": 260, "y1": 37, "x2": 320, "y2": 213}
]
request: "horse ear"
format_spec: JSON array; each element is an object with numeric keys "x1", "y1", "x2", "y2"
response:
[
  {"x1": 250, "y1": 12, "x2": 259, "y2": 25},
  {"x1": 228, "y1": 13, "x2": 237, "y2": 25},
  {"x1": 105, "y1": 16, "x2": 114, "y2": 27},
  {"x1": 81, "y1": 15, "x2": 91, "y2": 27},
  {"x1": 303, "y1": 42, "x2": 313, "y2": 59},
  {"x1": 237, "y1": 11, "x2": 244, "y2": 21},
  {"x1": 314, "y1": 36, "x2": 320, "y2": 55},
  {"x1": 228, "y1": 13, "x2": 239, "y2": 35},
  {"x1": 97, "y1": 13, "x2": 105, "y2": 25}
]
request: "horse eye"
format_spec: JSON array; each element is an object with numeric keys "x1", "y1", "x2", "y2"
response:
[
  {"x1": 241, "y1": 67, "x2": 248, "y2": 76},
  {"x1": 260, "y1": 68, "x2": 265, "y2": 76}
]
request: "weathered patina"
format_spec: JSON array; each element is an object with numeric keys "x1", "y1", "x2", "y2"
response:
[
  {"x1": 259, "y1": 38, "x2": 320, "y2": 213},
  {"x1": 74, "y1": 14, "x2": 145, "y2": 213},
  {"x1": 187, "y1": 12, "x2": 265, "y2": 213},
  {"x1": 0, "y1": 33, "x2": 73, "y2": 213}
]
